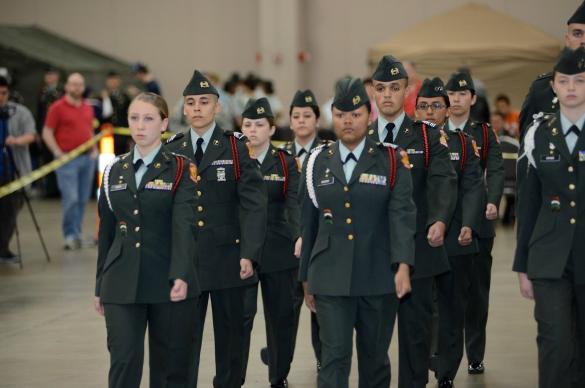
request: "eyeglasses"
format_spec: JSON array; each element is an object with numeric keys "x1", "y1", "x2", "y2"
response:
[{"x1": 416, "y1": 103, "x2": 446, "y2": 110}]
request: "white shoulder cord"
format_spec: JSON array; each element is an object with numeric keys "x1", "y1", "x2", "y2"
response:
[
  {"x1": 519, "y1": 112, "x2": 544, "y2": 169},
  {"x1": 103, "y1": 157, "x2": 120, "y2": 211},
  {"x1": 306, "y1": 145, "x2": 325, "y2": 208}
]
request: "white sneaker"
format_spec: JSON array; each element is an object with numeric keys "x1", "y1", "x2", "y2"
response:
[
  {"x1": 64, "y1": 236, "x2": 80, "y2": 250},
  {"x1": 77, "y1": 235, "x2": 96, "y2": 248}
]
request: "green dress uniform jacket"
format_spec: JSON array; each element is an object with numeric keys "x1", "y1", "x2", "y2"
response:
[
  {"x1": 281, "y1": 136, "x2": 326, "y2": 156},
  {"x1": 514, "y1": 112, "x2": 585, "y2": 283},
  {"x1": 519, "y1": 72, "x2": 558, "y2": 141},
  {"x1": 260, "y1": 144, "x2": 301, "y2": 273},
  {"x1": 165, "y1": 125, "x2": 267, "y2": 290},
  {"x1": 299, "y1": 138, "x2": 417, "y2": 296},
  {"x1": 95, "y1": 146, "x2": 200, "y2": 304},
  {"x1": 444, "y1": 130, "x2": 484, "y2": 256},
  {"x1": 368, "y1": 117, "x2": 457, "y2": 279},
  {"x1": 448, "y1": 119, "x2": 505, "y2": 239}
]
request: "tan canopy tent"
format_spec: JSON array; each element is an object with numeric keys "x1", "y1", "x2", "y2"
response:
[{"x1": 368, "y1": 2, "x2": 563, "y2": 110}]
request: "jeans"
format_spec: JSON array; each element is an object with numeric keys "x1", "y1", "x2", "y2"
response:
[{"x1": 55, "y1": 153, "x2": 96, "y2": 239}]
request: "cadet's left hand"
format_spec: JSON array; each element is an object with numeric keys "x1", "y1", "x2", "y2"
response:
[
  {"x1": 395, "y1": 263, "x2": 412, "y2": 299},
  {"x1": 486, "y1": 203, "x2": 498, "y2": 220},
  {"x1": 170, "y1": 279, "x2": 188, "y2": 302},
  {"x1": 294, "y1": 238, "x2": 302, "y2": 259},
  {"x1": 240, "y1": 258, "x2": 254, "y2": 280},
  {"x1": 458, "y1": 227, "x2": 473, "y2": 246},
  {"x1": 427, "y1": 221, "x2": 446, "y2": 247}
]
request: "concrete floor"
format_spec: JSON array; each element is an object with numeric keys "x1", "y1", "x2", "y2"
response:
[{"x1": 0, "y1": 198, "x2": 538, "y2": 387}]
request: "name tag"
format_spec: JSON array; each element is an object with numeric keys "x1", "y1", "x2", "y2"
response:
[
  {"x1": 318, "y1": 177, "x2": 335, "y2": 186},
  {"x1": 450, "y1": 153, "x2": 460, "y2": 161},
  {"x1": 145, "y1": 179, "x2": 173, "y2": 190},
  {"x1": 540, "y1": 155, "x2": 560, "y2": 162},
  {"x1": 580, "y1": 150, "x2": 585, "y2": 162},
  {"x1": 110, "y1": 183, "x2": 127, "y2": 191},
  {"x1": 359, "y1": 173, "x2": 387, "y2": 186}
]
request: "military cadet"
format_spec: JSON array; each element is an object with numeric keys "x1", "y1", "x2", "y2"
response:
[
  {"x1": 101, "y1": 70, "x2": 132, "y2": 155},
  {"x1": 444, "y1": 72, "x2": 505, "y2": 375},
  {"x1": 368, "y1": 55, "x2": 457, "y2": 388},
  {"x1": 277, "y1": 89, "x2": 326, "y2": 372},
  {"x1": 165, "y1": 70, "x2": 267, "y2": 388},
  {"x1": 95, "y1": 92, "x2": 199, "y2": 388},
  {"x1": 300, "y1": 77, "x2": 416, "y2": 388},
  {"x1": 240, "y1": 98, "x2": 301, "y2": 388},
  {"x1": 415, "y1": 78, "x2": 485, "y2": 388},
  {"x1": 514, "y1": 46, "x2": 585, "y2": 388}
]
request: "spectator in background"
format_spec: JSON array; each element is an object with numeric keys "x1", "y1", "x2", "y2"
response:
[
  {"x1": 362, "y1": 77, "x2": 378, "y2": 122},
  {"x1": 0, "y1": 76, "x2": 36, "y2": 262},
  {"x1": 129, "y1": 61, "x2": 162, "y2": 96},
  {"x1": 403, "y1": 61, "x2": 422, "y2": 118},
  {"x1": 42, "y1": 73, "x2": 98, "y2": 250},
  {"x1": 232, "y1": 75, "x2": 257, "y2": 129},
  {"x1": 489, "y1": 111, "x2": 509, "y2": 137},
  {"x1": 494, "y1": 94, "x2": 520, "y2": 139},
  {"x1": 101, "y1": 70, "x2": 132, "y2": 155},
  {"x1": 260, "y1": 80, "x2": 284, "y2": 126}
]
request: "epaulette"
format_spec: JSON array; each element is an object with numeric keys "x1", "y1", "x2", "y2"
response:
[
  {"x1": 169, "y1": 151, "x2": 190, "y2": 160},
  {"x1": 535, "y1": 72, "x2": 553, "y2": 81},
  {"x1": 279, "y1": 141, "x2": 293, "y2": 150},
  {"x1": 119, "y1": 152, "x2": 131, "y2": 160},
  {"x1": 413, "y1": 120, "x2": 438, "y2": 128},
  {"x1": 165, "y1": 131, "x2": 186, "y2": 144},
  {"x1": 310, "y1": 142, "x2": 330, "y2": 154},
  {"x1": 223, "y1": 130, "x2": 248, "y2": 141},
  {"x1": 377, "y1": 142, "x2": 398, "y2": 149},
  {"x1": 277, "y1": 148, "x2": 292, "y2": 156}
]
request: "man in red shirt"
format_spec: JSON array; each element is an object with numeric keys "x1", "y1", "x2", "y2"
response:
[{"x1": 42, "y1": 73, "x2": 98, "y2": 249}]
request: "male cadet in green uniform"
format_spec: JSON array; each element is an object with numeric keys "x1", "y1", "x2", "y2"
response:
[
  {"x1": 514, "y1": 46, "x2": 585, "y2": 388},
  {"x1": 368, "y1": 56, "x2": 457, "y2": 388},
  {"x1": 165, "y1": 70, "x2": 267, "y2": 388},
  {"x1": 279, "y1": 89, "x2": 326, "y2": 371},
  {"x1": 444, "y1": 72, "x2": 504, "y2": 375},
  {"x1": 101, "y1": 70, "x2": 132, "y2": 155},
  {"x1": 300, "y1": 77, "x2": 416, "y2": 388},
  {"x1": 414, "y1": 77, "x2": 484, "y2": 388}
]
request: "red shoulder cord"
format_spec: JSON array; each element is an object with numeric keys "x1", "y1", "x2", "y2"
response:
[
  {"x1": 480, "y1": 123, "x2": 489, "y2": 166},
  {"x1": 386, "y1": 148, "x2": 397, "y2": 191},
  {"x1": 173, "y1": 156, "x2": 184, "y2": 196},
  {"x1": 277, "y1": 151, "x2": 289, "y2": 198},
  {"x1": 229, "y1": 136, "x2": 241, "y2": 181},
  {"x1": 457, "y1": 132, "x2": 467, "y2": 173},
  {"x1": 421, "y1": 123, "x2": 430, "y2": 171}
]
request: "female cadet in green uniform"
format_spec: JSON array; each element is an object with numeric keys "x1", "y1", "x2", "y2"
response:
[
  {"x1": 240, "y1": 97, "x2": 301, "y2": 388},
  {"x1": 414, "y1": 78, "x2": 484, "y2": 388},
  {"x1": 300, "y1": 78, "x2": 416, "y2": 388},
  {"x1": 514, "y1": 46, "x2": 585, "y2": 388},
  {"x1": 94, "y1": 92, "x2": 199, "y2": 388}
]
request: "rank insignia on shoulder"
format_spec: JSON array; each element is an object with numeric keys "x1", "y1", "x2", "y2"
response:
[
  {"x1": 399, "y1": 150, "x2": 411, "y2": 169},
  {"x1": 472, "y1": 139, "x2": 480, "y2": 157},
  {"x1": 189, "y1": 162, "x2": 198, "y2": 183}
]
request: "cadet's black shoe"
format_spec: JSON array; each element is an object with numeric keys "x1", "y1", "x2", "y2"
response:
[
  {"x1": 0, "y1": 251, "x2": 19, "y2": 263},
  {"x1": 429, "y1": 354, "x2": 437, "y2": 373},
  {"x1": 270, "y1": 378, "x2": 288, "y2": 387},
  {"x1": 260, "y1": 347, "x2": 268, "y2": 365},
  {"x1": 317, "y1": 360, "x2": 321, "y2": 373},
  {"x1": 439, "y1": 379, "x2": 454, "y2": 388},
  {"x1": 468, "y1": 362, "x2": 484, "y2": 374}
]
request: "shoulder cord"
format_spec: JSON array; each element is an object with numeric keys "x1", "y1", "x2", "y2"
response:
[
  {"x1": 521, "y1": 118, "x2": 541, "y2": 169},
  {"x1": 386, "y1": 147, "x2": 397, "y2": 191},
  {"x1": 173, "y1": 156, "x2": 184, "y2": 197},
  {"x1": 306, "y1": 146, "x2": 325, "y2": 208},
  {"x1": 103, "y1": 157, "x2": 120, "y2": 211},
  {"x1": 481, "y1": 123, "x2": 489, "y2": 166},
  {"x1": 228, "y1": 136, "x2": 241, "y2": 181},
  {"x1": 421, "y1": 123, "x2": 430, "y2": 171},
  {"x1": 278, "y1": 151, "x2": 289, "y2": 198},
  {"x1": 457, "y1": 132, "x2": 468, "y2": 173}
]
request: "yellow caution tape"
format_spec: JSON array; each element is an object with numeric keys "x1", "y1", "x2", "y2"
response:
[
  {"x1": 502, "y1": 152, "x2": 518, "y2": 160},
  {"x1": 112, "y1": 127, "x2": 173, "y2": 139},
  {"x1": 0, "y1": 132, "x2": 104, "y2": 199}
]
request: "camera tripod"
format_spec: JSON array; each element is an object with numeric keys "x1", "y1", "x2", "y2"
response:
[{"x1": 0, "y1": 118, "x2": 51, "y2": 268}]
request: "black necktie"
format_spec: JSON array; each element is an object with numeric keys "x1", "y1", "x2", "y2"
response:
[
  {"x1": 344, "y1": 152, "x2": 357, "y2": 164},
  {"x1": 133, "y1": 159, "x2": 143, "y2": 171},
  {"x1": 195, "y1": 138, "x2": 204, "y2": 166},
  {"x1": 383, "y1": 123, "x2": 396, "y2": 143},
  {"x1": 455, "y1": 128, "x2": 462, "y2": 132},
  {"x1": 256, "y1": 159, "x2": 261, "y2": 168},
  {"x1": 567, "y1": 125, "x2": 581, "y2": 137},
  {"x1": 297, "y1": 148, "x2": 307, "y2": 158}
]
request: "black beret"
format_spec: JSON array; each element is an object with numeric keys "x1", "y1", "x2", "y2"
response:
[
  {"x1": 183, "y1": 70, "x2": 219, "y2": 97},
  {"x1": 554, "y1": 47, "x2": 585, "y2": 75},
  {"x1": 291, "y1": 89, "x2": 318, "y2": 108},
  {"x1": 242, "y1": 97, "x2": 274, "y2": 119},
  {"x1": 568, "y1": 1, "x2": 585, "y2": 25},
  {"x1": 332, "y1": 78, "x2": 369, "y2": 112},
  {"x1": 446, "y1": 72, "x2": 475, "y2": 92},
  {"x1": 372, "y1": 55, "x2": 407, "y2": 82},
  {"x1": 417, "y1": 77, "x2": 449, "y2": 106}
]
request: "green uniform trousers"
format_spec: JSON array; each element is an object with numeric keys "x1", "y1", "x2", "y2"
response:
[
  {"x1": 465, "y1": 237, "x2": 494, "y2": 363},
  {"x1": 292, "y1": 280, "x2": 322, "y2": 363},
  {"x1": 104, "y1": 298, "x2": 197, "y2": 388},
  {"x1": 189, "y1": 287, "x2": 246, "y2": 388},
  {"x1": 315, "y1": 293, "x2": 399, "y2": 388},
  {"x1": 436, "y1": 254, "x2": 474, "y2": 381},
  {"x1": 398, "y1": 276, "x2": 434, "y2": 388},
  {"x1": 533, "y1": 256, "x2": 585, "y2": 388},
  {"x1": 242, "y1": 268, "x2": 296, "y2": 385}
]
